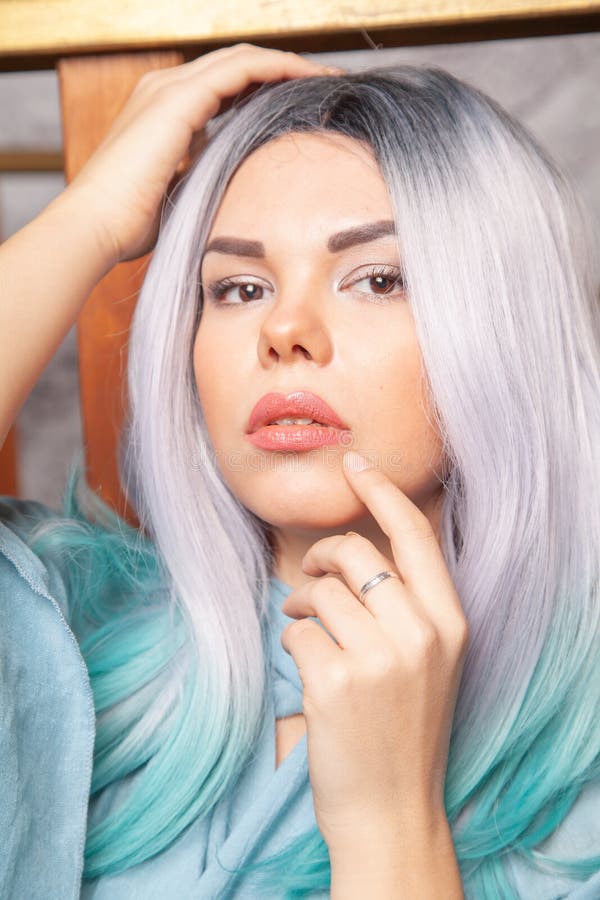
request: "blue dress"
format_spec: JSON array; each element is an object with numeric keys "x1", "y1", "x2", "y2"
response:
[{"x1": 0, "y1": 496, "x2": 598, "y2": 899}]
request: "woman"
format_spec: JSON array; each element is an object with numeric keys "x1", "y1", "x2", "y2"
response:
[{"x1": 0, "y1": 43, "x2": 598, "y2": 899}]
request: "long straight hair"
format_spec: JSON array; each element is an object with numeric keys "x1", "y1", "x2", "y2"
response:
[{"x1": 27, "y1": 64, "x2": 600, "y2": 896}]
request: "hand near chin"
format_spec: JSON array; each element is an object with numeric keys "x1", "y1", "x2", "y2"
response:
[{"x1": 280, "y1": 451, "x2": 469, "y2": 855}]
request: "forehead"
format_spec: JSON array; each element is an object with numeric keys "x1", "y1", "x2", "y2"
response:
[
  {"x1": 207, "y1": 132, "x2": 393, "y2": 235},
  {"x1": 246, "y1": 130, "x2": 378, "y2": 165}
]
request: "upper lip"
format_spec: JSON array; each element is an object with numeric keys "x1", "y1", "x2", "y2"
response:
[{"x1": 246, "y1": 391, "x2": 350, "y2": 433}]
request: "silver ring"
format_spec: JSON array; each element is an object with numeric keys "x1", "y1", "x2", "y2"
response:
[{"x1": 358, "y1": 570, "x2": 399, "y2": 606}]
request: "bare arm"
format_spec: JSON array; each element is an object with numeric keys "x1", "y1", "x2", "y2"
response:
[
  {"x1": 0, "y1": 45, "x2": 335, "y2": 453},
  {"x1": 0, "y1": 187, "x2": 115, "y2": 449}
]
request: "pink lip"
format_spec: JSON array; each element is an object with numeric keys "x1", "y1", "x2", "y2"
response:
[
  {"x1": 245, "y1": 391, "x2": 351, "y2": 452},
  {"x1": 246, "y1": 391, "x2": 349, "y2": 434}
]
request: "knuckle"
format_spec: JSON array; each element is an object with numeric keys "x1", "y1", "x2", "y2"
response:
[
  {"x1": 325, "y1": 662, "x2": 352, "y2": 695},
  {"x1": 199, "y1": 46, "x2": 235, "y2": 61},
  {"x1": 384, "y1": 504, "x2": 435, "y2": 544},
  {"x1": 410, "y1": 622, "x2": 439, "y2": 660},
  {"x1": 331, "y1": 542, "x2": 358, "y2": 573},
  {"x1": 406, "y1": 513, "x2": 436, "y2": 540},
  {"x1": 367, "y1": 646, "x2": 398, "y2": 681},
  {"x1": 311, "y1": 662, "x2": 351, "y2": 706},
  {"x1": 310, "y1": 573, "x2": 343, "y2": 598},
  {"x1": 306, "y1": 576, "x2": 349, "y2": 618},
  {"x1": 153, "y1": 80, "x2": 179, "y2": 101},
  {"x1": 451, "y1": 616, "x2": 470, "y2": 653},
  {"x1": 289, "y1": 618, "x2": 313, "y2": 640},
  {"x1": 136, "y1": 69, "x2": 161, "y2": 89},
  {"x1": 132, "y1": 75, "x2": 175, "y2": 105}
]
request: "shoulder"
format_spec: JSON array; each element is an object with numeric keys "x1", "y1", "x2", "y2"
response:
[{"x1": 0, "y1": 494, "x2": 72, "y2": 619}]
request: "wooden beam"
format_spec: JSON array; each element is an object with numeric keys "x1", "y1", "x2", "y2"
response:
[
  {"x1": 0, "y1": 151, "x2": 64, "y2": 173},
  {"x1": 1, "y1": 1, "x2": 599, "y2": 70}
]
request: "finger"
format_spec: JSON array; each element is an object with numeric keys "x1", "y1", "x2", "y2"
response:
[
  {"x1": 139, "y1": 44, "x2": 338, "y2": 90},
  {"x1": 181, "y1": 44, "x2": 340, "y2": 76},
  {"x1": 312, "y1": 454, "x2": 466, "y2": 627},
  {"x1": 181, "y1": 51, "x2": 338, "y2": 121},
  {"x1": 281, "y1": 574, "x2": 383, "y2": 653},
  {"x1": 298, "y1": 532, "x2": 415, "y2": 618},
  {"x1": 295, "y1": 534, "x2": 433, "y2": 657},
  {"x1": 180, "y1": 47, "x2": 337, "y2": 158},
  {"x1": 280, "y1": 615, "x2": 341, "y2": 687}
]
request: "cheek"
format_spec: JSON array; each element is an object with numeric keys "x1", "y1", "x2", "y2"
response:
[
  {"x1": 374, "y1": 339, "x2": 424, "y2": 426},
  {"x1": 192, "y1": 330, "x2": 222, "y2": 428},
  {"x1": 374, "y1": 341, "x2": 444, "y2": 467},
  {"x1": 192, "y1": 339, "x2": 208, "y2": 410},
  {"x1": 193, "y1": 329, "x2": 246, "y2": 447}
]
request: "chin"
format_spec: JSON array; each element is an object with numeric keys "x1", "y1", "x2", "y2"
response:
[
  {"x1": 237, "y1": 484, "x2": 367, "y2": 531},
  {"x1": 262, "y1": 510, "x2": 360, "y2": 533}
]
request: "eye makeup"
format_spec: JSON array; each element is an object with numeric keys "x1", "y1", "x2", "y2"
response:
[{"x1": 201, "y1": 263, "x2": 406, "y2": 307}]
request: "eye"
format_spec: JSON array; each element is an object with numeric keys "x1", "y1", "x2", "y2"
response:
[
  {"x1": 342, "y1": 265, "x2": 406, "y2": 303},
  {"x1": 203, "y1": 276, "x2": 268, "y2": 305},
  {"x1": 202, "y1": 264, "x2": 407, "y2": 307}
]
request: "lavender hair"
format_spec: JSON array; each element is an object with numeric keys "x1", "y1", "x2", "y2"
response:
[{"x1": 25, "y1": 63, "x2": 600, "y2": 896}]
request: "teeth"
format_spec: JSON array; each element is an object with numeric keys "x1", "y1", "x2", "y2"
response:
[{"x1": 270, "y1": 417, "x2": 325, "y2": 426}]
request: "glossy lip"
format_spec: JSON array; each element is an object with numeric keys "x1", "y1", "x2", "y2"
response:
[
  {"x1": 246, "y1": 423, "x2": 349, "y2": 451},
  {"x1": 246, "y1": 390, "x2": 350, "y2": 434}
]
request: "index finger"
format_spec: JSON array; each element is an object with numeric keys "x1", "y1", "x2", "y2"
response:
[{"x1": 334, "y1": 452, "x2": 463, "y2": 616}]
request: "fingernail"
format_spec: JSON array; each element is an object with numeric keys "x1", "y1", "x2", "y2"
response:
[
  {"x1": 343, "y1": 451, "x2": 371, "y2": 471},
  {"x1": 322, "y1": 65, "x2": 345, "y2": 74}
]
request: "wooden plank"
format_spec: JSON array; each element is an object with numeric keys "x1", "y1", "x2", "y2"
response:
[
  {"x1": 57, "y1": 51, "x2": 183, "y2": 524},
  {"x1": 1, "y1": 0, "x2": 599, "y2": 61},
  {"x1": 0, "y1": 151, "x2": 64, "y2": 173}
]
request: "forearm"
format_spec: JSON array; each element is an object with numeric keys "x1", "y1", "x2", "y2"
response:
[
  {"x1": 329, "y1": 810, "x2": 464, "y2": 900},
  {"x1": 0, "y1": 185, "x2": 115, "y2": 447}
]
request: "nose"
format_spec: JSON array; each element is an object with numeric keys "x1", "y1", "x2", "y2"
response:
[{"x1": 257, "y1": 287, "x2": 334, "y2": 367}]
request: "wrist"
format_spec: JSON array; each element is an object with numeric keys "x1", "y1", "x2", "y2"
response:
[
  {"x1": 44, "y1": 183, "x2": 120, "y2": 275},
  {"x1": 328, "y1": 809, "x2": 463, "y2": 900},
  {"x1": 327, "y1": 799, "x2": 447, "y2": 857}
]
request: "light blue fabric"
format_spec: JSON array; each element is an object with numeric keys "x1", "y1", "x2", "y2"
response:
[{"x1": 0, "y1": 496, "x2": 598, "y2": 899}]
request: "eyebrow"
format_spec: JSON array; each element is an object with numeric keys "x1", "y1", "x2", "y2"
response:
[{"x1": 203, "y1": 219, "x2": 397, "y2": 258}]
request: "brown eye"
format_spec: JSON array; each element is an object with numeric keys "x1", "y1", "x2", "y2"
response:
[
  {"x1": 238, "y1": 283, "x2": 263, "y2": 302},
  {"x1": 369, "y1": 274, "x2": 398, "y2": 294},
  {"x1": 345, "y1": 265, "x2": 406, "y2": 303},
  {"x1": 205, "y1": 277, "x2": 267, "y2": 304}
]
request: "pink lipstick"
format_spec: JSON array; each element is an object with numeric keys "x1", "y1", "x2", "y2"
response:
[{"x1": 245, "y1": 390, "x2": 351, "y2": 452}]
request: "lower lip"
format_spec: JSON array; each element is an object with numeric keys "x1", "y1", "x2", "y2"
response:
[{"x1": 246, "y1": 424, "x2": 350, "y2": 451}]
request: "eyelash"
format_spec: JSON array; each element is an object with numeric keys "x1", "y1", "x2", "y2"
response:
[{"x1": 201, "y1": 265, "x2": 406, "y2": 307}]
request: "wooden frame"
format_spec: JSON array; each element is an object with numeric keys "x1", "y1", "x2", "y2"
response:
[{"x1": 1, "y1": 1, "x2": 599, "y2": 69}]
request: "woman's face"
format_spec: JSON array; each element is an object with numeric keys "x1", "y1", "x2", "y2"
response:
[{"x1": 194, "y1": 132, "x2": 448, "y2": 579}]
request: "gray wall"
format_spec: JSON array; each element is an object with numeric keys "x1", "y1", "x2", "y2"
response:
[{"x1": 1, "y1": 31, "x2": 599, "y2": 508}]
